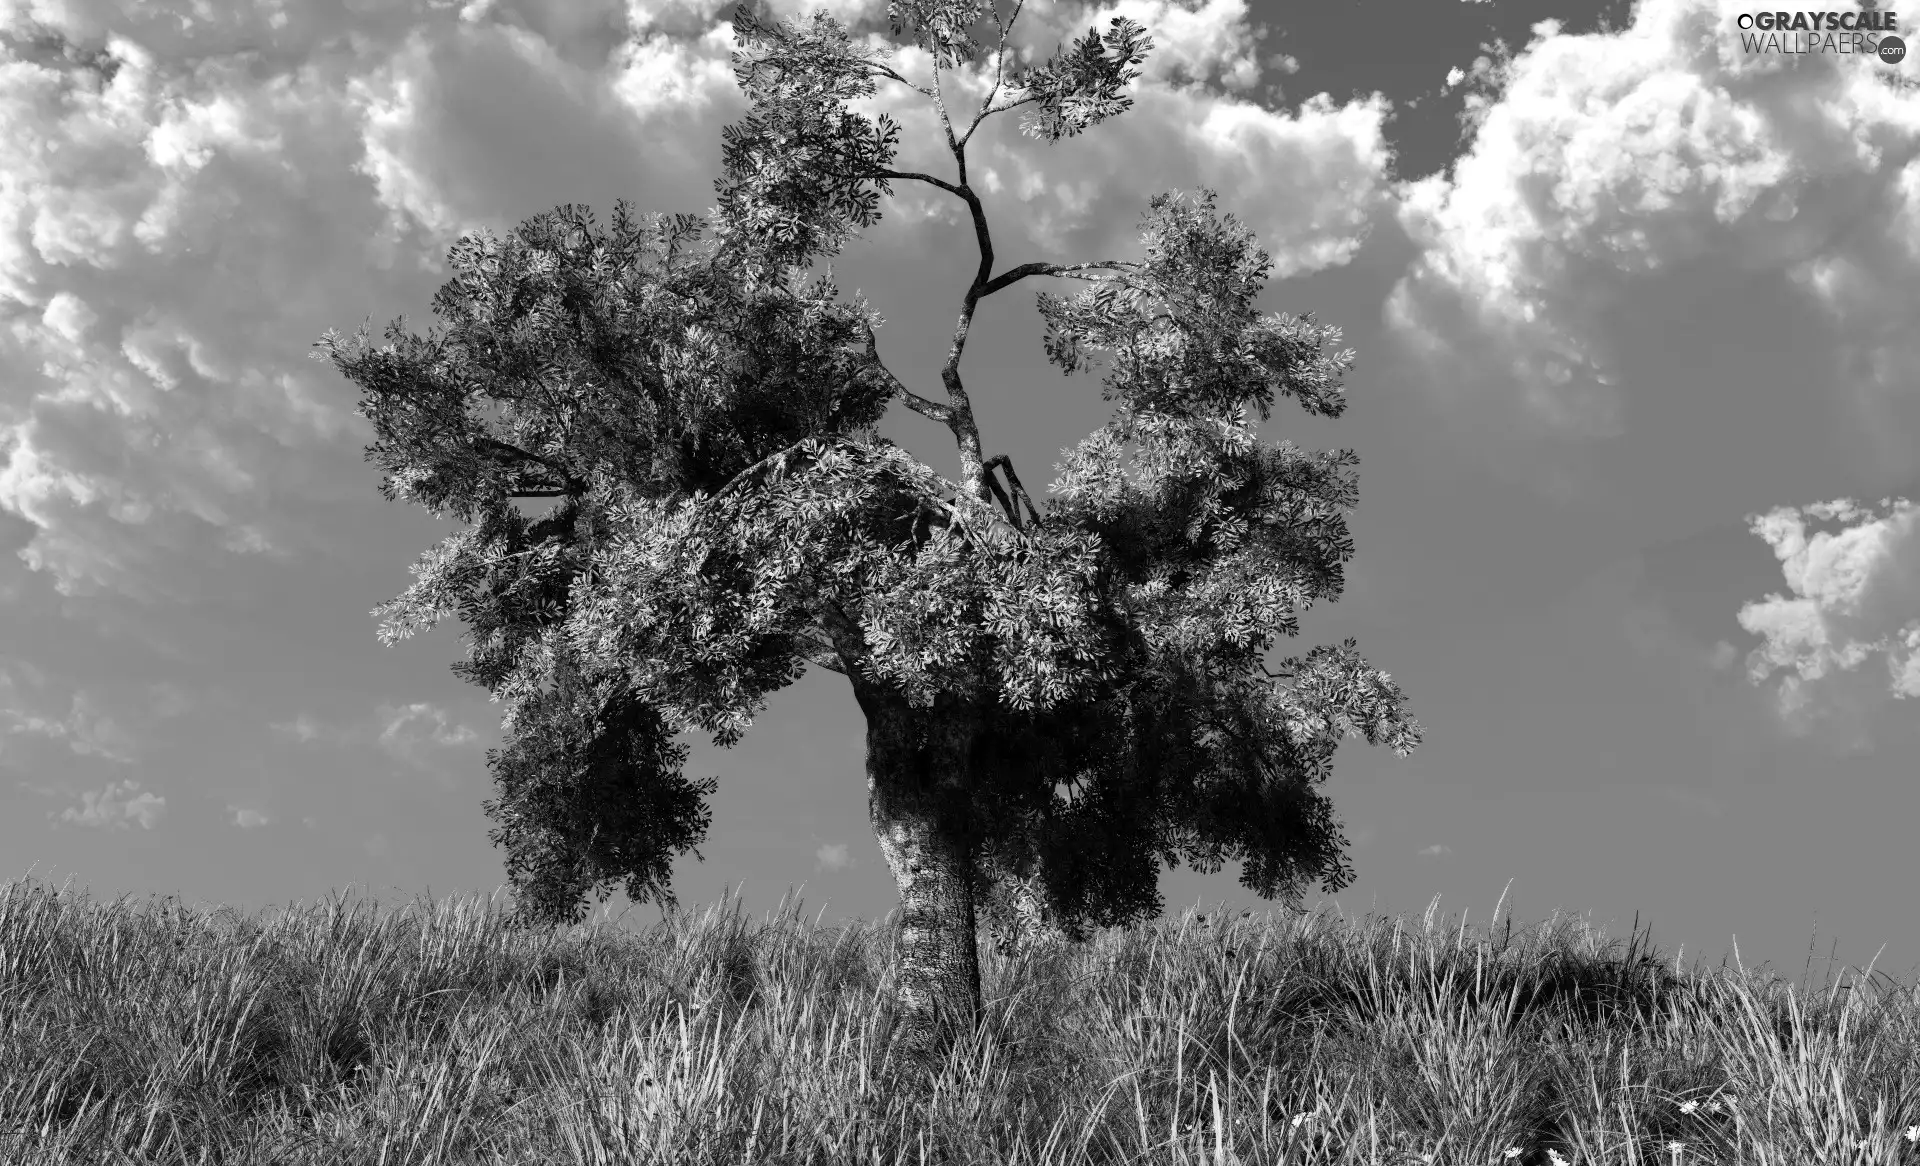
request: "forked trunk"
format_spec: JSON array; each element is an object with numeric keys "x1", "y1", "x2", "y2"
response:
[{"x1": 856, "y1": 686, "x2": 983, "y2": 1072}]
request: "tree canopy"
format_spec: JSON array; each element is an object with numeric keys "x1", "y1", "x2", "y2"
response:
[{"x1": 316, "y1": 0, "x2": 1421, "y2": 1062}]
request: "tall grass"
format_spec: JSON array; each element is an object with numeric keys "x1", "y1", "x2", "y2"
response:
[{"x1": 1, "y1": 873, "x2": 1915, "y2": 1165}]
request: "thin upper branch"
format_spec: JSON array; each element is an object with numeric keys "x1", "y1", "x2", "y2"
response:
[
  {"x1": 475, "y1": 434, "x2": 568, "y2": 476},
  {"x1": 866, "y1": 61, "x2": 936, "y2": 99},
  {"x1": 984, "y1": 454, "x2": 1045, "y2": 529},
  {"x1": 873, "y1": 168, "x2": 966, "y2": 198},
  {"x1": 982, "y1": 469, "x2": 1021, "y2": 529},
  {"x1": 476, "y1": 434, "x2": 586, "y2": 494},
  {"x1": 960, "y1": 0, "x2": 1030, "y2": 149},
  {"x1": 863, "y1": 326, "x2": 952, "y2": 423},
  {"x1": 980, "y1": 260, "x2": 1131, "y2": 298},
  {"x1": 929, "y1": 60, "x2": 962, "y2": 182}
]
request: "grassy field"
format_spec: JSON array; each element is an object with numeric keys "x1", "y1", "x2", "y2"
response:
[{"x1": 2, "y1": 875, "x2": 1916, "y2": 1166}]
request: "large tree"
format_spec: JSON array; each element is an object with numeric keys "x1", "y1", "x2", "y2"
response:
[{"x1": 312, "y1": 0, "x2": 1421, "y2": 1070}]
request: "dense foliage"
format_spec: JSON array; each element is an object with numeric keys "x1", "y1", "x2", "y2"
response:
[{"x1": 315, "y1": 0, "x2": 1421, "y2": 1056}]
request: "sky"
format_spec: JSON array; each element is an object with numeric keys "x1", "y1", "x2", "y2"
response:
[{"x1": 3, "y1": 0, "x2": 1918, "y2": 993}]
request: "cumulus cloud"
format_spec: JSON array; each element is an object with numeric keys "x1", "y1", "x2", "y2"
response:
[
  {"x1": 0, "y1": 0, "x2": 720, "y2": 610},
  {"x1": 0, "y1": 662, "x2": 140, "y2": 764},
  {"x1": 269, "y1": 712, "x2": 339, "y2": 746},
  {"x1": 1737, "y1": 498, "x2": 1920, "y2": 740},
  {"x1": 269, "y1": 701, "x2": 480, "y2": 789},
  {"x1": 1386, "y1": 0, "x2": 1920, "y2": 502},
  {"x1": 50, "y1": 778, "x2": 165, "y2": 829},
  {"x1": 1417, "y1": 843, "x2": 1452, "y2": 857},
  {"x1": 901, "y1": 0, "x2": 1392, "y2": 270},
  {"x1": 0, "y1": 0, "x2": 1386, "y2": 620},
  {"x1": 814, "y1": 841, "x2": 854, "y2": 871},
  {"x1": 228, "y1": 804, "x2": 271, "y2": 829},
  {"x1": 376, "y1": 700, "x2": 480, "y2": 764},
  {"x1": 1656, "y1": 784, "x2": 1725, "y2": 817}
]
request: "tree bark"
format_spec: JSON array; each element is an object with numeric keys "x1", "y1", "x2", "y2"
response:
[{"x1": 854, "y1": 685, "x2": 984, "y2": 1073}]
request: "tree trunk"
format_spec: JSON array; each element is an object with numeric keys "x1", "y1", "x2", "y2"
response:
[{"x1": 855, "y1": 686, "x2": 984, "y2": 1072}]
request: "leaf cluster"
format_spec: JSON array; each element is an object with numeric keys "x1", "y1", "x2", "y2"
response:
[
  {"x1": 317, "y1": 3, "x2": 1421, "y2": 943},
  {"x1": 312, "y1": 201, "x2": 895, "y2": 923}
]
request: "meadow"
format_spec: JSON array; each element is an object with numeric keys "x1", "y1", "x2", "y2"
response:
[{"x1": 2, "y1": 874, "x2": 1916, "y2": 1165}]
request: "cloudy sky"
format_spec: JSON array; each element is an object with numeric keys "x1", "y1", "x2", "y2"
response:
[{"x1": 4, "y1": 0, "x2": 1918, "y2": 989}]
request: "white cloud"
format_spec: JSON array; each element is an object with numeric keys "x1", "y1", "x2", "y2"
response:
[
  {"x1": 0, "y1": 0, "x2": 717, "y2": 608},
  {"x1": 815, "y1": 842, "x2": 853, "y2": 871},
  {"x1": 0, "y1": 668, "x2": 140, "y2": 764},
  {"x1": 378, "y1": 700, "x2": 483, "y2": 792},
  {"x1": 1386, "y1": 0, "x2": 1920, "y2": 500},
  {"x1": 269, "y1": 712, "x2": 334, "y2": 745},
  {"x1": 762, "y1": 0, "x2": 887, "y2": 25},
  {"x1": 1094, "y1": 0, "x2": 1267, "y2": 91},
  {"x1": 51, "y1": 778, "x2": 165, "y2": 830},
  {"x1": 1737, "y1": 498, "x2": 1920, "y2": 740},
  {"x1": 1418, "y1": 843, "x2": 1452, "y2": 857},
  {"x1": 0, "y1": 660, "x2": 220, "y2": 773},
  {"x1": 1655, "y1": 785, "x2": 1725, "y2": 817},
  {"x1": 377, "y1": 701, "x2": 480, "y2": 760},
  {"x1": 228, "y1": 805, "x2": 271, "y2": 829},
  {"x1": 892, "y1": 0, "x2": 1391, "y2": 270},
  {"x1": 0, "y1": 0, "x2": 1386, "y2": 617},
  {"x1": 271, "y1": 702, "x2": 481, "y2": 782}
]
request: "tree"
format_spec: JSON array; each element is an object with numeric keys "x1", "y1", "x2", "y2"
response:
[{"x1": 312, "y1": 0, "x2": 1422, "y2": 1072}]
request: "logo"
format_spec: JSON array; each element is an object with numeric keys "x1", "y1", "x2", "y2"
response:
[{"x1": 1735, "y1": 3, "x2": 1906, "y2": 61}]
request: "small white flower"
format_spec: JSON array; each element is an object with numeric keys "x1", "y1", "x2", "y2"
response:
[
  {"x1": 1905, "y1": 1125, "x2": 1920, "y2": 1143},
  {"x1": 1666, "y1": 1141, "x2": 1686, "y2": 1159},
  {"x1": 1547, "y1": 1151, "x2": 1571, "y2": 1166},
  {"x1": 1679, "y1": 1099, "x2": 1699, "y2": 1114}
]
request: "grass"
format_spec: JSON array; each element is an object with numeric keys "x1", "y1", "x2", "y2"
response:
[{"x1": 1, "y1": 875, "x2": 1916, "y2": 1166}]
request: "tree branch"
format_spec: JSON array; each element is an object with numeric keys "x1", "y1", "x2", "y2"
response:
[
  {"x1": 873, "y1": 168, "x2": 966, "y2": 198},
  {"x1": 863, "y1": 326, "x2": 951, "y2": 423},
  {"x1": 476, "y1": 434, "x2": 587, "y2": 495},
  {"x1": 930, "y1": 58, "x2": 962, "y2": 180},
  {"x1": 474, "y1": 434, "x2": 562, "y2": 473},
  {"x1": 816, "y1": 598, "x2": 873, "y2": 675},
  {"x1": 982, "y1": 467, "x2": 1021, "y2": 529},
  {"x1": 795, "y1": 631, "x2": 848, "y2": 675},
  {"x1": 866, "y1": 62, "x2": 936, "y2": 99},
  {"x1": 984, "y1": 454, "x2": 1045, "y2": 529},
  {"x1": 979, "y1": 260, "x2": 1131, "y2": 299},
  {"x1": 709, "y1": 434, "x2": 821, "y2": 502},
  {"x1": 959, "y1": 0, "x2": 1030, "y2": 149}
]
